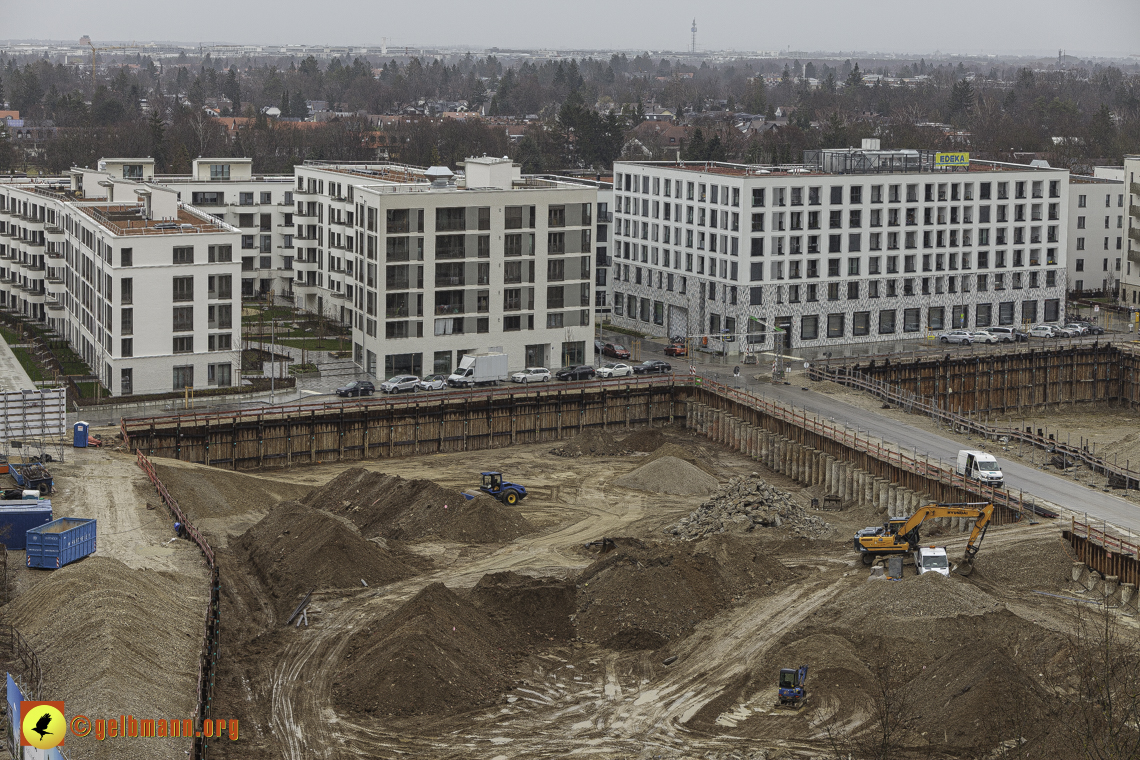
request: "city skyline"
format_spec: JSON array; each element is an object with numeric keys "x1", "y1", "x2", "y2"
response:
[{"x1": 4, "y1": 0, "x2": 1140, "y2": 59}]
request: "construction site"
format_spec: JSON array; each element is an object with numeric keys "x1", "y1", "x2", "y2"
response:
[{"x1": 4, "y1": 355, "x2": 1140, "y2": 760}]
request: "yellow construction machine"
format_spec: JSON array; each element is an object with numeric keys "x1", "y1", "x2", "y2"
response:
[{"x1": 853, "y1": 502, "x2": 995, "y2": 575}]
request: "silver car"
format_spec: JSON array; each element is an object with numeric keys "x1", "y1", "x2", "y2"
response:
[
  {"x1": 511, "y1": 367, "x2": 551, "y2": 383},
  {"x1": 380, "y1": 375, "x2": 420, "y2": 393},
  {"x1": 969, "y1": 330, "x2": 999, "y2": 344},
  {"x1": 939, "y1": 330, "x2": 974, "y2": 345},
  {"x1": 417, "y1": 374, "x2": 447, "y2": 391}
]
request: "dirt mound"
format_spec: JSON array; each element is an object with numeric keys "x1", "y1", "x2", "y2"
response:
[
  {"x1": 968, "y1": 531, "x2": 1074, "y2": 591},
  {"x1": 622, "y1": 428, "x2": 669, "y2": 452},
  {"x1": 614, "y1": 455, "x2": 720, "y2": 495},
  {"x1": 8, "y1": 557, "x2": 204, "y2": 759},
  {"x1": 575, "y1": 535, "x2": 795, "y2": 648},
  {"x1": 550, "y1": 428, "x2": 624, "y2": 457},
  {"x1": 471, "y1": 571, "x2": 576, "y2": 641},
  {"x1": 642, "y1": 442, "x2": 719, "y2": 476},
  {"x1": 602, "y1": 628, "x2": 667, "y2": 650},
  {"x1": 309, "y1": 467, "x2": 533, "y2": 543},
  {"x1": 153, "y1": 461, "x2": 311, "y2": 520},
  {"x1": 233, "y1": 500, "x2": 424, "y2": 618},
  {"x1": 666, "y1": 473, "x2": 831, "y2": 540},
  {"x1": 841, "y1": 570, "x2": 1003, "y2": 621},
  {"x1": 334, "y1": 582, "x2": 518, "y2": 716}
]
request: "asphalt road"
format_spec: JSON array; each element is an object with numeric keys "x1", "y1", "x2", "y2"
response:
[{"x1": 601, "y1": 327, "x2": 1140, "y2": 534}]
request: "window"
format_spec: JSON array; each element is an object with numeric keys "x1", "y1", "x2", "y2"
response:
[
  {"x1": 800, "y1": 315, "x2": 819, "y2": 340},
  {"x1": 208, "y1": 334, "x2": 233, "y2": 351},
  {"x1": 548, "y1": 259, "x2": 565, "y2": 281},
  {"x1": 173, "y1": 336, "x2": 194, "y2": 354},
  {"x1": 548, "y1": 232, "x2": 565, "y2": 254},
  {"x1": 548, "y1": 205, "x2": 566, "y2": 228},
  {"x1": 208, "y1": 363, "x2": 232, "y2": 386},
  {"x1": 239, "y1": 192, "x2": 254, "y2": 206},
  {"x1": 172, "y1": 276, "x2": 194, "y2": 302},
  {"x1": 208, "y1": 274, "x2": 232, "y2": 299},
  {"x1": 436, "y1": 207, "x2": 466, "y2": 232},
  {"x1": 173, "y1": 306, "x2": 194, "y2": 332},
  {"x1": 209, "y1": 245, "x2": 232, "y2": 263},
  {"x1": 173, "y1": 365, "x2": 194, "y2": 390},
  {"x1": 209, "y1": 164, "x2": 230, "y2": 181},
  {"x1": 120, "y1": 248, "x2": 133, "y2": 267},
  {"x1": 827, "y1": 313, "x2": 845, "y2": 338},
  {"x1": 173, "y1": 246, "x2": 194, "y2": 264},
  {"x1": 878, "y1": 309, "x2": 896, "y2": 334}
]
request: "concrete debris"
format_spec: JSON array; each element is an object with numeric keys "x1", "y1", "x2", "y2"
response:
[{"x1": 664, "y1": 473, "x2": 830, "y2": 540}]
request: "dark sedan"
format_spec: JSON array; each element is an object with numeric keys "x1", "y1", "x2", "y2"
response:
[
  {"x1": 633, "y1": 360, "x2": 673, "y2": 374},
  {"x1": 555, "y1": 365, "x2": 597, "y2": 381}
]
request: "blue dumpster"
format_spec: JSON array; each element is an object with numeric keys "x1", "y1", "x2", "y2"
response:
[{"x1": 73, "y1": 421, "x2": 89, "y2": 448}]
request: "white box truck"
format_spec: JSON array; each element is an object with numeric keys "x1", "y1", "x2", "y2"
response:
[
  {"x1": 956, "y1": 450, "x2": 1004, "y2": 488},
  {"x1": 447, "y1": 352, "x2": 509, "y2": 388}
]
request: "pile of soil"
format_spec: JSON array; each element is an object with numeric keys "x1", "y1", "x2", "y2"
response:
[
  {"x1": 614, "y1": 455, "x2": 720, "y2": 495},
  {"x1": 840, "y1": 571, "x2": 1003, "y2": 621},
  {"x1": 550, "y1": 429, "x2": 625, "y2": 457},
  {"x1": 152, "y1": 462, "x2": 311, "y2": 520},
  {"x1": 642, "y1": 442, "x2": 719, "y2": 476},
  {"x1": 333, "y1": 582, "x2": 519, "y2": 716},
  {"x1": 233, "y1": 500, "x2": 424, "y2": 618},
  {"x1": 621, "y1": 428, "x2": 669, "y2": 452},
  {"x1": 309, "y1": 468, "x2": 533, "y2": 543},
  {"x1": 8, "y1": 557, "x2": 204, "y2": 760},
  {"x1": 471, "y1": 571, "x2": 576, "y2": 642},
  {"x1": 575, "y1": 536, "x2": 795, "y2": 649},
  {"x1": 968, "y1": 531, "x2": 1074, "y2": 591},
  {"x1": 665, "y1": 473, "x2": 831, "y2": 540}
]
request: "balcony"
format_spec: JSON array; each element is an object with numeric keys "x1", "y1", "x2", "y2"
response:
[
  {"x1": 1130, "y1": 204, "x2": 1140, "y2": 220},
  {"x1": 1131, "y1": 182, "x2": 1140, "y2": 197},
  {"x1": 45, "y1": 297, "x2": 64, "y2": 311},
  {"x1": 1130, "y1": 228, "x2": 1140, "y2": 244}
]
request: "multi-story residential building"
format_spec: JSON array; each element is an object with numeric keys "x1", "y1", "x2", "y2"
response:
[
  {"x1": 0, "y1": 165, "x2": 242, "y2": 396},
  {"x1": 611, "y1": 143, "x2": 1070, "y2": 353},
  {"x1": 291, "y1": 156, "x2": 597, "y2": 377},
  {"x1": 1120, "y1": 157, "x2": 1140, "y2": 309},
  {"x1": 1067, "y1": 175, "x2": 1124, "y2": 296},
  {"x1": 541, "y1": 175, "x2": 613, "y2": 316}
]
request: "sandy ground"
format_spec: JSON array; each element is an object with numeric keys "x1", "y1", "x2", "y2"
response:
[
  {"x1": 2, "y1": 439, "x2": 208, "y2": 760},
  {"x1": 103, "y1": 423, "x2": 1118, "y2": 760}
]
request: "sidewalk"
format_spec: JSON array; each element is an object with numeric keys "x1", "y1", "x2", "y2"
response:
[{"x1": 0, "y1": 334, "x2": 36, "y2": 392}]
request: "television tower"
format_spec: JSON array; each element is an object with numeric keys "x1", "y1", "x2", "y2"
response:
[{"x1": 691, "y1": 19, "x2": 697, "y2": 54}]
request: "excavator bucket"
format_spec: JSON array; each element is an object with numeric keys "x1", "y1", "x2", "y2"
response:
[{"x1": 953, "y1": 559, "x2": 975, "y2": 577}]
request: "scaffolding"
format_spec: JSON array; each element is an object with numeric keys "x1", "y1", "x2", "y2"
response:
[{"x1": 0, "y1": 388, "x2": 67, "y2": 466}]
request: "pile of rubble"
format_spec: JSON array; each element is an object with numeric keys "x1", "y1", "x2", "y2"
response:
[{"x1": 664, "y1": 473, "x2": 831, "y2": 540}]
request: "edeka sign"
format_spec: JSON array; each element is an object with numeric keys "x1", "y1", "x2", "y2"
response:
[{"x1": 935, "y1": 152, "x2": 970, "y2": 167}]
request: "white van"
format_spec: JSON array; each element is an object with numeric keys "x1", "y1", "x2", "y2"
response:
[
  {"x1": 956, "y1": 449, "x2": 1004, "y2": 487},
  {"x1": 914, "y1": 546, "x2": 950, "y2": 576}
]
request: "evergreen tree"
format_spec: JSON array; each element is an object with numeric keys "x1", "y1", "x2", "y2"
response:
[
  {"x1": 845, "y1": 63, "x2": 863, "y2": 89},
  {"x1": 280, "y1": 89, "x2": 290, "y2": 116},
  {"x1": 947, "y1": 78, "x2": 976, "y2": 122},
  {"x1": 148, "y1": 109, "x2": 167, "y2": 171}
]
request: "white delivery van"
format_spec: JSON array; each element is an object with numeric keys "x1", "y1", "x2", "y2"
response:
[
  {"x1": 914, "y1": 546, "x2": 950, "y2": 576},
  {"x1": 956, "y1": 449, "x2": 1004, "y2": 487}
]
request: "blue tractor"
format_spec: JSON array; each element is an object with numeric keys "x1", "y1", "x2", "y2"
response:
[
  {"x1": 777, "y1": 664, "x2": 809, "y2": 709},
  {"x1": 478, "y1": 472, "x2": 527, "y2": 506}
]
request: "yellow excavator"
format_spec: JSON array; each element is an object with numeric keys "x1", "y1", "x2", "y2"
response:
[{"x1": 853, "y1": 502, "x2": 995, "y2": 576}]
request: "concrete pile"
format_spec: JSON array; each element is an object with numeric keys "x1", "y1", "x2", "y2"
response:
[{"x1": 664, "y1": 473, "x2": 830, "y2": 540}]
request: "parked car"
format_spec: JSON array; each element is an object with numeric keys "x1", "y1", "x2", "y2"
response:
[
  {"x1": 986, "y1": 327, "x2": 1028, "y2": 343},
  {"x1": 555, "y1": 365, "x2": 596, "y2": 381},
  {"x1": 417, "y1": 374, "x2": 447, "y2": 391},
  {"x1": 939, "y1": 330, "x2": 974, "y2": 345},
  {"x1": 379, "y1": 375, "x2": 420, "y2": 393},
  {"x1": 664, "y1": 343, "x2": 687, "y2": 357},
  {"x1": 1084, "y1": 323, "x2": 1106, "y2": 335},
  {"x1": 594, "y1": 339, "x2": 606, "y2": 354},
  {"x1": 1029, "y1": 324, "x2": 1061, "y2": 338},
  {"x1": 335, "y1": 380, "x2": 375, "y2": 397},
  {"x1": 1064, "y1": 323, "x2": 1090, "y2": 336},
  {"x1": 596, "y1": 362, "x2": 634, "y2": 378},
  {"x1": 1053, "y1": 325, "x2": 1079, "y2": 337},
  {"x1": 602, "y1": 342, "x2": 631, "y2": 359},
  {"x1": 633, "y1": 359, "x2": 673, "y2": 374},
  {"x1": 969, "y1": 330, "x2": 999, "y2": 344},
  {"x1": 511, "y1": 367, "x2": 551, "y2": 383}
]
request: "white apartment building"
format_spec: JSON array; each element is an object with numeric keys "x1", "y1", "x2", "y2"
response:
[
  {"x1": 0, "y1": 165, "x2": 242, "y2": 396},
  {"x1": 1120, "y1": 156, "x2": 1140, "y2": 309},
  {"x1": 611, "y1": 144, "x2": 1070, "y2": 353},
  {"x1": 291, "y1": 157, "x2": 597, "y2": 377},
  {"x1": 92, "y1": 157, "x2": 298, "y2": 299},
  {"x1": 1067, "y1": 175, "x2": 1124, "y2": 295}
]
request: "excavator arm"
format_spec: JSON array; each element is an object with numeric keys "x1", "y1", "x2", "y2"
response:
[
  {"x1": 855, "y1": 502, "x2": 994, "y2": 565},
  {"x1": 954, "y1": 503, "x2": 995, "y2": 576}
]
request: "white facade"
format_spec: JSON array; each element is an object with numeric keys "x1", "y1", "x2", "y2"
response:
[
  {"x1": 1120, "y1": 157, "x2": 1140, "y2": 309},
  {"x1": 0, "y1": 170, "x2": 242, "y2": 396},
  {"x1": 1067, "y1": 176, "x2": 1124, "y2": 295},
  {"x1": 611, "y1": 149, "x2": 1070, "y2": 352},
  {"x1": 291, "y1": 157, "x2": 597, "y2": 377}
]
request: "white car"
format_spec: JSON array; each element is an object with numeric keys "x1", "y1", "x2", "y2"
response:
[
  {"x1": 939, "y1": 330, "x2": 974, "y2": 345},
  {"x1": 1029, "y1": 324, "x2": 1060, "y2": 338},
  {"x1": 380, "y1": 375, "x2": 420, "y2": 393},
  {"x1": 417, "y1": 374, "x2": 447, "y2": 391},
  {"x1": 970, "y1": 330, "x2": 999, "y2": 344},
  {"x1": 596, "y1": 362, "x2": 634, "y2": 378},
  {"x1": 511, "y1": 367, "x2": 551, "y2": 383}
]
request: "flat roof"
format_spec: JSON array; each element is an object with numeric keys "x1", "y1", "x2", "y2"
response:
[
  {"x1": 618, "y1": 159, "x2": 1061, "y2": 178},
  {"x1": 77, "y1": 204, "x2": 232, "y2": 237}
]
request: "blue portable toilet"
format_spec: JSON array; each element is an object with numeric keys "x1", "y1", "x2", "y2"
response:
[{"x1": 73, "y1": 421, "x2": 89, "y2": 448}]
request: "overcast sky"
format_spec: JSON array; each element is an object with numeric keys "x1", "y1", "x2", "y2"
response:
[{"x1": 6, "y1": 0, "x2": 1140, "y2": 58}]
